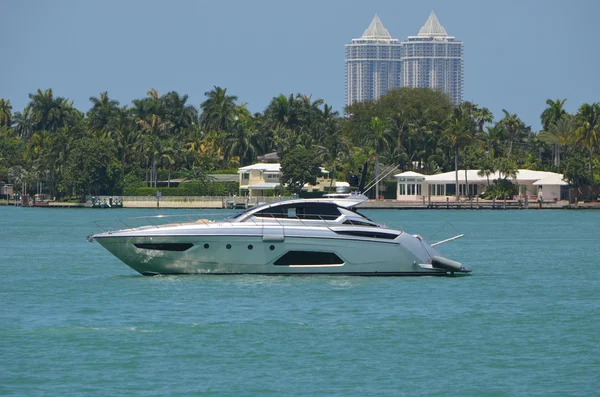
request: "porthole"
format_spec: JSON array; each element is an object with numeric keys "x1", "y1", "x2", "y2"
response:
[
  {"x1": 226, "y1": 244, "x2": 232, "y2": 249},
  {"x1": 248, "y1": 245, "x2": 253, "y2": 250},
  {"x1": 269, "y1": 245, "x2": 275, "y2": 251},
  {"x1": 204, "y1": 243, "x2": 209, "y2": 249}
]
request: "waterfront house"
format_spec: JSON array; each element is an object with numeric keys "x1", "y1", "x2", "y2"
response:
[
  {"x1": 395, "y1": 169, "x2": 568, "y2": 201},
  {"x1": 0, "y1": 181, "x2": 13, "y2": 199},
  {"x1": 237, "y1": 163, "x2": 340, "y2": 197}
]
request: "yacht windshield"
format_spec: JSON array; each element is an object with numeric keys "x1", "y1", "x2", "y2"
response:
[{"x1": 254, "y1": 203, "x2": 341, "y2": 220}]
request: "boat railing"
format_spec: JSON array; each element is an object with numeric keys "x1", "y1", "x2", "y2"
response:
[
  {"x1": 91, "y1": 213, "x2": 233, "y2": 233},
  {"x1": 91, "y1": 211, "x2": 389, "y2": 235}
]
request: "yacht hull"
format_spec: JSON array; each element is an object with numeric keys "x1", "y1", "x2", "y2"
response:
[{"x1": 94, "y1": 232, "x2": 461, "y2": 276}]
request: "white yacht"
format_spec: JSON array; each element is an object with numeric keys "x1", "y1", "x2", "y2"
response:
[{"x1": 90, "y1": 196, "x2": 470, "y2": 276}]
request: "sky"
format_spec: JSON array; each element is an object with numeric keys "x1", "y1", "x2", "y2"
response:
[{"x1": 2, "y1": 0, "x2": 599, "y2": 130}]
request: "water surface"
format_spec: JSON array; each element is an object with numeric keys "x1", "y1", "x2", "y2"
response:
[{"x1": 1, "y1": 207, "x2": 598, "y2": 396}]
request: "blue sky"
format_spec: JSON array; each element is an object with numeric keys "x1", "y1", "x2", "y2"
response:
[{"x1": 2, "y1": 0, "x2": 599, "y2": 130}]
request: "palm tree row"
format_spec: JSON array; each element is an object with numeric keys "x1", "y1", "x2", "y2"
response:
[{"x1": 0, "y1": 87, "x2": 598, "y2": 199}]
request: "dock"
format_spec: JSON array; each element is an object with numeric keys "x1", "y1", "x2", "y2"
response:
[{"x1": 357, "y1": 198, "x2": 569, "y2": 210}]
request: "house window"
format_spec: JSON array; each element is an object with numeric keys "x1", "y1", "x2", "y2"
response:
[
  {"x1": 428, "y1": 184, "x2": 444, "y2": 196},
  {"x1": 400, "y1": 183, "x2": 421, "y2": 195},
  {"x1": 241, "y1": 173, "x2": 250, "y2": 180}
]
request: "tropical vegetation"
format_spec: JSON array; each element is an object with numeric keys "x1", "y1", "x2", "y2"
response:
[{"x1": 0, "y1": 87, "x2": 598, "y2": 200}]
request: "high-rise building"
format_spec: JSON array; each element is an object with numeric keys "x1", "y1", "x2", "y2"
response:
[
  {"x1": 401, "y1": 11, "x2": 463, "y2": 104},
  {"x1": 345, "y1": 15, "x2": 402, "y2": 107}
]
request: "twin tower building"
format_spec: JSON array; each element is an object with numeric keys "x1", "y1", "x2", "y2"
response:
[{"x1": 345, "y1": 11, "x2": 463, "y2": 107}]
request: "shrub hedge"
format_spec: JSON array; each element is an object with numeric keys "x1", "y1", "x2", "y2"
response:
[{"x1": 124, "y1": 182, "x2": 239, "y2": 197}]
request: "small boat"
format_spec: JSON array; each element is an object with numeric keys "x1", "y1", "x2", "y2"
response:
[{"x1": 89, "y1": 195, "x2": 469, "y2": 276}]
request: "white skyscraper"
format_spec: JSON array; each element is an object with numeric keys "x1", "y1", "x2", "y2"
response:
[
  {"x1": 401, "y1": 11, "x2": 464, "y2": 104},
  {"x1": 345, "y1": 15, "x2": 403, "y2": 107}
]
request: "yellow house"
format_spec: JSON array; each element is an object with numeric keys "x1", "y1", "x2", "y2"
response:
[{"x1": 238, "y1": 163, "x2": 335, "y2": 197}]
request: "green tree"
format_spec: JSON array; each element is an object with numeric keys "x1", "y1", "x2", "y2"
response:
[
  {"x1": 496, "y1": 157, "x2": 518, "y2": 180},
  {"x1": 442, "y1": 106, "x2": 472, "y2": 200},
  {"x1": 137, "y1": 115, "x2": 172, "y2": 187},
  {"x1": 27, "y1": 88, "x2": 81, "y2": 133},
  {"x1": 224, "y1": 108, "x2": 258, "y2": 166},
  {"x1": 563, "y1": 154, "x2": 590, "y2": 196},
  {"x1": 61, "y1": 137, "x2": 122, "y2": 198},
  {"x1": 344, "y1": 88, "x2": 453, "y2": 167},
  {"x1": 0, "y1": 99, "x2": 12, "y2": 127},
  {"x1": 541, "y1": 98, "x2": 567, "y2": 131},
  {"x1": 104, "y1": 106, "x2": 137, "y2": 178},
  {"x1": 499, "y1": 110, "x2": 527, "y2": 158},
  {"x1": 87, "y1": 91, "x2": 120, "y2": 132},
  {"x1": 200, "y1": 86, "x2": 238, "y2": 132},
  {"x1": 477, "y1": 157, "x2": 497, "y2": 187},
  {"x1": 575, "y1": 102, "x2": 600, "y2": 185},
  {"x1": 363, "y1": 117, "x2": 392, "y2": 198},
  {"x1": 160, "y1": 91, "x2": 198, "y2": 136},
  {"x1": 280, "y1": 147, "x2": 320, "y2": 194},
  {"x1": 539, "y1": 116, "x2": 576, "y2": 168}
]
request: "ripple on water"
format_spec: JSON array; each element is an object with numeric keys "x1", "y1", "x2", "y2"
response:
[{"x1": 0, "y1": 207, "x2": 598, "y2": 396}]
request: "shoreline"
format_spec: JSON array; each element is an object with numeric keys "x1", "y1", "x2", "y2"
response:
[{"x1": 1, "y1": 198, "x2": 599, "y2": 210}]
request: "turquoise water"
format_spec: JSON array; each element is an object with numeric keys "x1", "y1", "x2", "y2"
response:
[{"x1": 1, "y1": 206, "x2": 598, "y2": 396}]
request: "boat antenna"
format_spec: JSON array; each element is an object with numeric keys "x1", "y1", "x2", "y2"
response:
[
  {"x1": 362, "y1": 165, "x2": 400, "y2": 195},
  {"x1": 358, "y1": 161, "x2": 368, "y2": 193}
]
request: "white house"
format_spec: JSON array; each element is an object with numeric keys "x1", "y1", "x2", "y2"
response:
[
  {"x1": 238, "y1": 163, "x2": 337, "y2": 197},
  {"x1": 395, "y1": 169, "x2": 568, "y2": 201}
]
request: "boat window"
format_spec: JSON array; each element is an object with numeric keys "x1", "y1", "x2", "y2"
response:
[
  {"x1": 134, "y1": 243, "x2": 194, "y2": 251},
  {"x1": 334, "y1": 230, "x2": 400, "y2": 240},
  {"x1": 274, "y1": 251, "x2": 344, "y2": 266},
  {"x1": 254, "y1": 203, "x2": 341, "y2": 220},
  {"x1": 342, "y1": 220, "x2": 379, "y2": 227},
  {"x1": 255, "y1": 206, "x2": 287, "y2": 218}
]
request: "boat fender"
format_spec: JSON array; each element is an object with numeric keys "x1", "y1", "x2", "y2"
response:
[{"x1": 431, "y1": 256, "x2": 463, "y2": 272}]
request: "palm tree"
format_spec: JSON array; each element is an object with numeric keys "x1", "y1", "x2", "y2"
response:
[
  {"x1": 0, "y1": 99, "x2": 12, "y2": 127},
  {"x1": 482, "y1": 124, "x2": 504, "y2": 158},
  {"x1": 200, "y1": 86, "x2": 238, "y2": 132},
  {"x1": 477, "y1": 158, "x2": 496, "y2": 188},
  {"x1": 158, "y1": 139, "x2": 176, "y2": 187},
  {"x1": 105, "y1": 107, "x2": 137, "y2": 178},
  {"x1": 539, "y1": 116, "x2": 576, "y2": 168},
  {"x1": 295, "y1": 94, "x2": 325, "y2": 134},
  {"x1": 161, "y1": 91, "x2": 198, "y2": 136},
  {"x1": 474, "y1": 106, "x2": 494, "y2": 133},
  {"x1": 364, "y1": 117, "x2": 391, "y2": 199},
  {"x1": 541, "y1": 98, "x2": 567, "y2": 131},
  {"x1": 442, "y1": 107, "x2": 471, "y2": 200},
  {"x1": 137, "y1": 115, "x2": 172, "y2": 186},
  {"x1": 499, "y1": 110, "x2": 525, "y2": 158},
  {"x1": 27, "y1": 88, "x2": 79, "y2": 133},
  {"x1": 265, "y1": 94, "x2": 294, "y2": 126},
  {"x1": 224, "y1": 110, "x2": 258, "y2": 166},
  {"x1": 497, "y1": 157, "x2": 518, "y2": 180},
  {"x1": 13, "y1": 107, "x2": 33, "y2": 140},
  {"x1": 575, "y1": 102, "x2": 600, "y2": 185},
  {"x1": 88, "y1": 91, "x2": 120, "y2": 132},
  {"x1": 182, "y1": 126, "x2": 208, "y2": 167}
]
